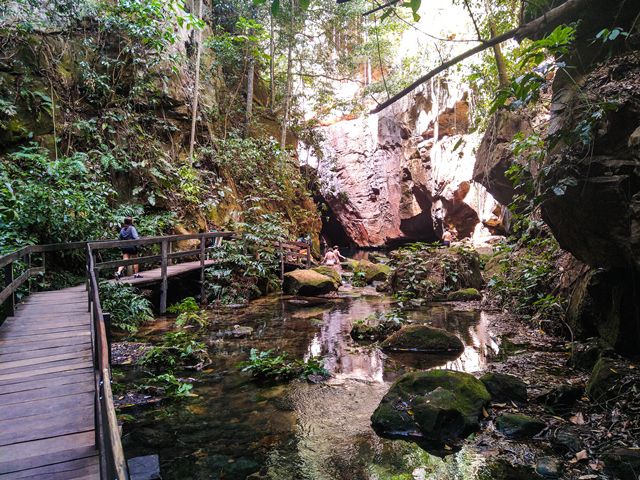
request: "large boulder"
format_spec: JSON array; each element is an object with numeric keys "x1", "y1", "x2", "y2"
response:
[
  {"x1": 381, "y1": 325, "x2": 464, "y2": 353},
  {"x1": 371, "y1": 370, "x2": 491, "y2": 448},
  {"x1": 311, "y1": 266, "x2": 342, "y2": 288},
  {"x1": 586, "y1": 357, "x2": 635, "y2": 402},
  {"x1": 357, "y1": 260, "x2": 391, "y2": 283},
  {"x1": 446, "y1": 288, "x2": 481, "y2": 301},
  {"x1": 283, "y1": 270, "x2": 338, "y2": 296}
]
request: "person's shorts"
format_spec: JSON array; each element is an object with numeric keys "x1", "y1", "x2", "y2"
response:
[
  {"x1": 121, "y1": 246, "x2": 139, "y2": 255},
  {"x1": 443, "y1": 241, "x2": 451, "y2": 247}
]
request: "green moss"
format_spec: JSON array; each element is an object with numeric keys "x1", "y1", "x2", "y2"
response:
[
  {"x1": 372, "y1": 370, "x2": 491, "y2": 445},
  {"x1": 283, "y1": 269, "x2": 338, "y2": 296},
  {"x1": 381, "y1": 325, "x2": 464, "y2": 353},
  {"x1": 312, "y1": 266, "x2": 341, "y2": 287},
  {"x1": 447, "y1": 288, "x2": 482, "y2": 301},
  {"x1": 480, "y1": 372, "x2": 527, "y2": 403}
]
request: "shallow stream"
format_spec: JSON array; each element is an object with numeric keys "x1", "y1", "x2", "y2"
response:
[{"x1": 121, "y1": 289, "x2": 504, "y2": 480}]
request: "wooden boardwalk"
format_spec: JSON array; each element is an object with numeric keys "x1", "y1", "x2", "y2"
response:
[
  {"x1": 116, "y1": 259, "x2": 214, "y2": 288},
  {"x1": 0, "y1": 285, "x2": 99, "y2": 479}
]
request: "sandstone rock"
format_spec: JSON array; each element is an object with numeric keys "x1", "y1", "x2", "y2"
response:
[
  {"x1": 446, "y1": 288, "x2": 481, "y2": 301},
  {"x1": 311, "y1": 82, "x2": 503, "y2": 247},
  {"x1": 480, "y1": 372, "x2": 527, "y2": 403},
  {"x1": 282, "y1": 270, "x2": 338, "y2": 296},
  {"x1": 355, "y1": 260, "x2": 391, "y2": 283},
  {"x1": 371, "y1": 370, "x2": 491, "y2": 447},
  {"x1": 312, "y1": 266, "x2": 342, "y2": 287},
  {"x1": 380, "y1": 325, "x2": 464, "y2": 353},
  {"x1": 496, "y1": 414, "x2": 545, "y2": 439}
]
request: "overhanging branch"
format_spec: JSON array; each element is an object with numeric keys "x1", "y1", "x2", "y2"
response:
[{"x1": 369, "y1": 0, "x2": 589, "y2": 114}]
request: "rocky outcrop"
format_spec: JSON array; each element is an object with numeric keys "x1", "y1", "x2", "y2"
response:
[
  {"x1": 311, "y1": 83, "x2": 505, "y2": 247},
  {"x1": 371, "y1": 369, "x2": 491, "y2": 450},
  {"x1": 480, "y1": 372, "x2": 527, "y2": 403}
]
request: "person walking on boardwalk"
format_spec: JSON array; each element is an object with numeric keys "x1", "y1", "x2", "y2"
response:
[{"x1": 116, "y1": 217, "x2": 142, "y2": 279}]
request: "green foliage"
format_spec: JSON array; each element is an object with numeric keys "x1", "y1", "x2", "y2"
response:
[
  {"x1": 99, "y1": 282, "x2": 153, "y2": 333},
  {"x1": 168, "y1": 297, "x2": 210, "y2": 329},
  {"x1": 238, "y1": 348, "x2": 328, "y2": 381},
  {"x1": 491, "y1": 24, "x2": 576, "y2": 113},
  {"x1": 0, "y1": 145, "x2": 114, "y2": 253},
  {"x1": 139, "y1": 331, "x2": 209, "y2": 370},
  {"x1": 486, "y1": 238, "x2": 564, "y2": 320},
  {"x1": 167, "y1": 297, "x2": 200, "y2": 314},
  {"x1": 146, "y1": 373, "x2": 195, "y2": 397}
]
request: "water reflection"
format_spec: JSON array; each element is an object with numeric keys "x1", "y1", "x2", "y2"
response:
[{"x1": 123, "y1": 295, "x2": 499, "y2": 480}]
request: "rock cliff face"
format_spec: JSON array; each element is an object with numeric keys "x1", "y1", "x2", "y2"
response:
[{"x1": 312, "y1": 83, "x2": 504, "y2": 247}]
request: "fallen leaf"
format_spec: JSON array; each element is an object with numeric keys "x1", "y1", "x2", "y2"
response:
[
  {"x1": 570, "y1": 412, "x2": 586, "y2": 425},
  {"x1": 482, "y1": 407, "x2": 489, "y2": 418},
  {"x1": 444, "y1": 444, "x2": 452, "y2": 451},
  {"x1": 578, "y1": 475, "x2": 598, "y2": 479},
  {"x1": 570, "y1": 450, "x2": 589, "y2": 463}
]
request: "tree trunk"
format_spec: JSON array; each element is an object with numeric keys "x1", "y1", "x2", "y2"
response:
[
  {"x1": 188, "y1": 0, "x2": 204, "y2": 164},
  {"x1": 484, "y1": 0, "x2": 509, "y2": 87},
  {"x1": 280, "y1": 0, "x2": 294, "y2": 150},
  {"x1": 269, "y1": 13, "x2": 275, "y2": 112},
  {"x1": 245, "y1": 28, "x2": 255, "y2": 136}
]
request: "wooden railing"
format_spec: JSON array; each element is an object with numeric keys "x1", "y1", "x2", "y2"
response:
[
  {"x1": 0, "y1": 232, "x2": 314, "y2": 480},
  {"x1": 87, "y1": 231, "x2": 235, "y2": 314}
]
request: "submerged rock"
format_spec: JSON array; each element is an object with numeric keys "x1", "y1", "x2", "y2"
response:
[
  {"x1": 380, "y1": 325, "x2": 464, "y2": 353},
  {"x1": 446, "y1": 288, "x2": 482, "y2": 301},
  {"x1": 283, "y1": 269, "x2": 338, "y2": 296},
  {"x1": 371, "y1": 370, "x2": 491, "y2": 449},
  {"x1": 480, "y1": 372, "x2": 527, "y2": 403},
  {"x1": 495, "y1": 413, "x2": 545, "y2": 439}
]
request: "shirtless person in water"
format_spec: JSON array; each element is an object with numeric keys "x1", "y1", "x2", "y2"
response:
[{"x1": 323, "y1": 249, "x2": 339, "y2": 266}]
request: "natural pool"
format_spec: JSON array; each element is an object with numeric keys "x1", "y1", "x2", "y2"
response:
[{"x1": 120, "y1": 289, "x2": 502, "y2": 480}]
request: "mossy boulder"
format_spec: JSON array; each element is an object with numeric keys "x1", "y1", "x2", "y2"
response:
[
  {"x1": 371, "y1": 370, "x2": 491, "y2": 448},
  {"x1": 283, "y1": 270, "x2": 338, "y2": 296},
  {"x1": 447, "y1": 288, "x2": 482, "y2": 301},
  {"x1": 312, "y1": 266, "x2": 342, "y2": 287},
  {"x1": 357, "y1": 260, "x2": 392, "y2": 283},
  {"x1": 480, "y1": 372, "x2": 527, "y2": 403},
  {"x1": 496, "y1": 414, "x2": 545, "y2": 438},
  {"x1": 381, "y1": 325, "x2": 464, "y2": 353},
  {"x1": 586, "y1": 357, "x2": 629, "y2": 402}
]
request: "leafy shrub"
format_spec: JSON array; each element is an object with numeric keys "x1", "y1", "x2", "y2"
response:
[
  {"x1": 145, "y1": 373, "x2": 194, "y2": 398},
  {"x1": 238, "y1": 348, "x2": 329, "y2": 381},
  {"x1": 166, "y1": 297, "x2": 210, "y2": 328},
  {"x1": 99, "y1": 282, "x2": 153, "y2": 333},
  {"x1": 139, "y1": 331, "x2": 209, "y2": 370}
]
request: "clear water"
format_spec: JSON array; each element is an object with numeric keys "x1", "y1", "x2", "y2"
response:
[{"x1": 121, "y1": 291, "x2": 500, "y2": 480}]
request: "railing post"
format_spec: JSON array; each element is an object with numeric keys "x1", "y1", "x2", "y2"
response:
[
  {"x1": 103, "y1": 312, "x2": 112, "y2": 366},
  {"x1": 4, "y1": 262, "x2": 14, "y2": 317},
  {"x1": 306, "y1": 240, "x2": 311, "y2": 268},
  {"x1": 26, "y1": 251, "x2": 32, "y2": 296},
  {"x1": 160, "y1": 240, "x2": 168, "y2": 314},
  {"x1": 199, "y1": 234, "x2": 206, "y2": 305}
]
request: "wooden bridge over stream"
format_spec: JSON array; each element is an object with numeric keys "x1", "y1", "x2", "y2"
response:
[{"x1": 0, "y1": 233, "x2": 312, "y2": 479}]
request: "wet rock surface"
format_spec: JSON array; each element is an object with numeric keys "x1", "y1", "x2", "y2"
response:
[
  {"x1": 282, "y1": 269, "x2": 339, "y2": 296},
  {"x1": 495, "y1": 413, "x2": 545, "y2": 439},
  {"x1": 371, "y1": 370, "x2": 491, "y2": 449},
  {"x1": 380, "y1": 324, "x2": 464, "y2": 353},
  {"x1": 480, "y1": 372, "x2": 527, "y2": 403},
  {"x1": 447, "y1": 288, "x2": 482, "y2": 301}
]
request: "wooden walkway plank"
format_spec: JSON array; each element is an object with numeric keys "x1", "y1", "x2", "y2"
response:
[
  {"x1": 0, "y1": 379, "x2": 94, "y2": 406},
  {"x1": 0, "y1": 343, "x2": 92, "y2": 363},
  {"x1": 0, "y1": 369, "x2": 93, "y2": 395},
  {"x1": 0, "y1": 456, "x2": 99, "y2": 480},
  {"x1": 0, "y1": 337, "x2": 91, "y2": 355},
  {"x1": 0, "y1": 390, "x2": 94, "y2": 420}
]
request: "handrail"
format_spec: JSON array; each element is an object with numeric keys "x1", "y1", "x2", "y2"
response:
[{"x1": 87, "y1": 245, "x2": 129, "y2": 479}]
